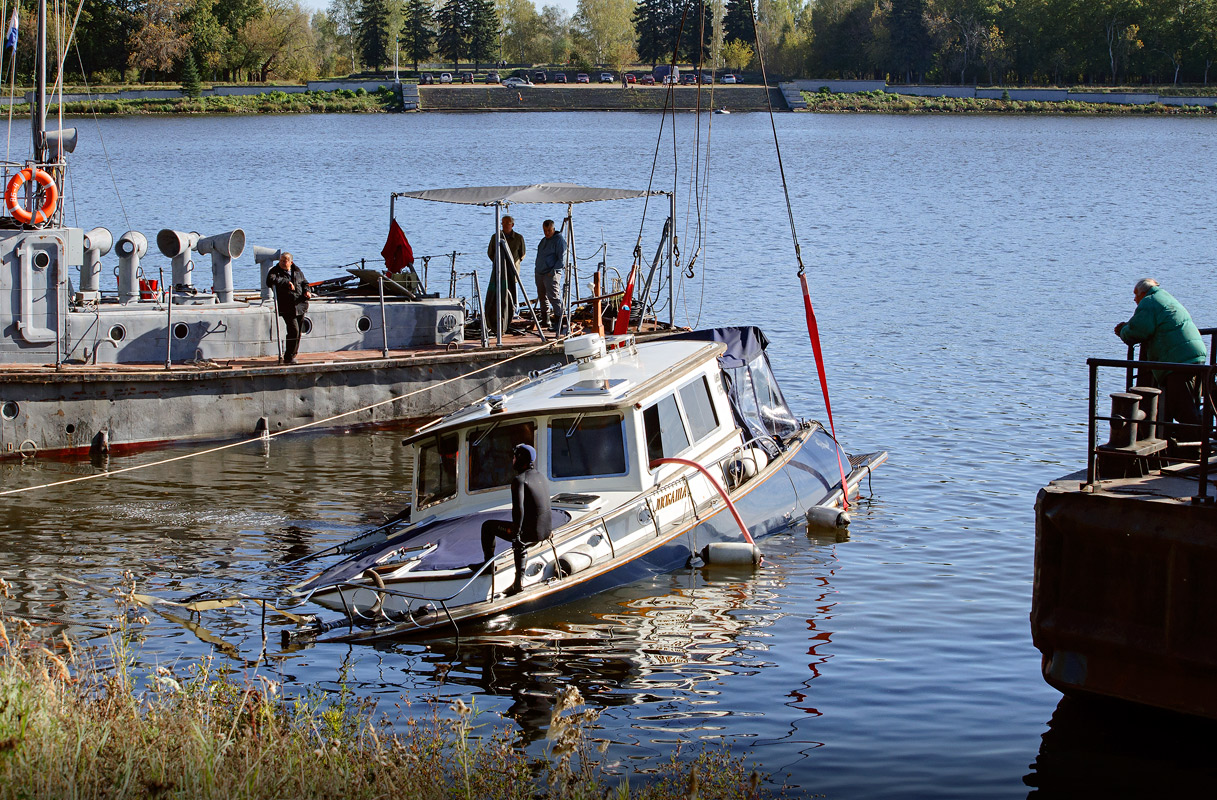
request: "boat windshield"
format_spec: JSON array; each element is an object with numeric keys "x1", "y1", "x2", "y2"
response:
[
  {"x1": 416, "y1": 431, "x2": 458, "y2": 508},
  {"x1": 468, "y1": 419, "x2": 537, "y2": 491},
  {"x1": 643, "y1": 395, "x2": 691, "y2": 463},
  {"x1": 549, "y1": 414, "x2": 628, "y2": 479}
]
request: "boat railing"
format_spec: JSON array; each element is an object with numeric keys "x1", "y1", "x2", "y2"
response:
[{"x1": 1085, "y1": 343, "x2": 1217, "y2": 501}]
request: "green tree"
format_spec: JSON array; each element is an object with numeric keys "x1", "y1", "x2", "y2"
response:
[
  {"x1": 633, "y1": 0, "x2": 668, "y2": 65},
  {"x1": 889, "y1": 0, "x2": 930, "y2": 81},
  {"x1": 128, "y1": 0, "x2": 193, "y2": 81},
  {"x1": 327, "y1": 0, "x2": 362, "y2": 72},
  {"x1": 437, "y1": 0, "x2": 467, "y2": 68},
  {"x1": 358, "y1": 0, "x2": 391, "y2": 70},
  {"x1": 400, "y1": 0, "x2": 437, "y2": 71},
  {"x1": 721, "y1": 36, "x2": 752, "y2": 70},
  {"x1": 500, "y1": 0, "x2": 545, "y2": 63},
  {"x1": 722, "y1": 0, "x2": 756, "y2": 47},
  {"x1": 467, "y1": 0, "x2": 500, "y2": 68},
  {"x1": 539, "y1": 4, "x2": 571, "y2": 62},
  {"x1": 572, "y1": 0, "x2": 635, "y2": 65},
  {"x1": 179, "y1": 50, "x2": 203, "y2": 93}
]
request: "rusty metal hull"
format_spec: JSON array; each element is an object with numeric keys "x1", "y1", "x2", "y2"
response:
[
  {"x1": 0, "y1": 344, "x2": 567, "y2": 458},
  {"x1": 1032, "y1": 473, "x2": 1217, "y2": 719}
]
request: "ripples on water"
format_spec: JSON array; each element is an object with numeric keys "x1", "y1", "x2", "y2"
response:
[{"x1": 3, "y1": 112, "x2": 1217, "y2": 797}]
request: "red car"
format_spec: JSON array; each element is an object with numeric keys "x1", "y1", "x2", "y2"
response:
[
  {"x1": 640, "y1": 74, "x2": 655, "y2": 85},
  {"x1": 624, "y1": 73, "x2": 637, "y2": 84},
  {"x1": 576, "y1": 73, "x2": 589, "y2": 83}
]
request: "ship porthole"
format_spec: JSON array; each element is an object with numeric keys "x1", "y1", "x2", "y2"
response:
[
  {"x1": 356, "y1": 316, "x2": 371, "y2": 333},
  {"x1": 301, "y1": 317, "x2": 313, "y2": 335},
  {"x1": 65, "y1": 423, "x2": 76, "y2": 434},
  {"x1": 173, "y1": 322, "x2": 189, "y2": 340},
  {"x1": 0, "y1": 401, "x2": 17, "y2": 420},
  {"x1": 108, "y1": 324, "x2": 126, "y2": 342}
]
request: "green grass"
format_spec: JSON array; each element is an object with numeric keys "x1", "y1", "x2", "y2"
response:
[
  {"x1": 800, "y1": 89, "x2": 1217, "y2": 115},
  {"x1": 7, "y1": 89, "x2": 394, "y2": 115},
  {"x1": 0, "y1": 613, "x2": 772, "y2": 799}
]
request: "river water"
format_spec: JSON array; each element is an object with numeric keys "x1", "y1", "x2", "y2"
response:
[{"x1": 3, "y1": 111, "x2": 1217, "y2": 797}]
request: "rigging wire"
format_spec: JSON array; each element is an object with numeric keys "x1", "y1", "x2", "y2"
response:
[
  {"x1": 4, "y1": 0, "x2": 18, "y2": 166},
  {"x1": 76, "y1": 46, "x2": 130, "y2": 232}
]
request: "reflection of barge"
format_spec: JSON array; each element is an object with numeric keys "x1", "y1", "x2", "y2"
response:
[{"x1": 1032, "y1": 332, "x2": 1217, "y2": 719}]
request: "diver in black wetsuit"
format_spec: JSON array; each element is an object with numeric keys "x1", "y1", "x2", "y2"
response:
[{"x1": 477, "y1": 443, "x2": 552, "y2": 596}]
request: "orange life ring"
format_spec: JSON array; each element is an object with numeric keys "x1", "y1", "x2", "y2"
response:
[{"x1": 5, "y1": 168, "x2": 58, "y2": 225}]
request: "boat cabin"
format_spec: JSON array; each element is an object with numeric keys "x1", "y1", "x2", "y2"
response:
[{"x1": 404, "y1": 332, "x2": 788, "y2": 518}]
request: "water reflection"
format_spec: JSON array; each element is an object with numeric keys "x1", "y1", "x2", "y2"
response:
[{"x1": 1027, "y1": 696, "x2": 1217, "y2": 798}]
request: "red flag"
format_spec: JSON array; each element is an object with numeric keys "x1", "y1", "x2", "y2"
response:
[
  {"x1": 613, "y1": 264, "x2": 637, "y2": 335},
  {"x1": 380, "y1": 219, "x2": 414, "y2": 275},
  {"x1": 801, "y1": 272, "x2": 849, "y2": 510}
]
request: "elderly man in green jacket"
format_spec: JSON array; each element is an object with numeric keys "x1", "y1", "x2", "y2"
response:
[{"x1": 1115, "y1": 278, "x2": 1207, "y2": 430}]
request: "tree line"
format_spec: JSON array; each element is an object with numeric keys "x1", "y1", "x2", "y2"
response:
[{"x1": 17, "y1": 0, "x2": 1217, "y2": 86}]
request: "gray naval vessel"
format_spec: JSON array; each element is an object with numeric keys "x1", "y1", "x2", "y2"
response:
[{"x1": 0, "y1": 0, "x2": 678, "y2": 460}]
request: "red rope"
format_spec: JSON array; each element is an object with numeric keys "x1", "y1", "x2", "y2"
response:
[{"x1": 800, "y1": 272, "x2": 850, "y2": 510}]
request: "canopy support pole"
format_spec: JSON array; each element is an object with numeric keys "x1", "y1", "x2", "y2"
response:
[
  {"x1": 494, "y1": 203, "x2": 503, "y2": 346},
  {"x1": 668, "y1": 192, "x2": 675, "y2": 327}
]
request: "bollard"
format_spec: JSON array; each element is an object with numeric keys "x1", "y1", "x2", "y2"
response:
[
  {"x1": 1106, "y1": 392, "x2": 1145, "y2": 449},
  {"x1": 1128, "y1": 386, "x2": 1162, "y2": 442}
]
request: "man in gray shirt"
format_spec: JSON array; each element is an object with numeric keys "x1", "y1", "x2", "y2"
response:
[{"x1": 534, "y1": 219, "x2": 566, "y2": 333}]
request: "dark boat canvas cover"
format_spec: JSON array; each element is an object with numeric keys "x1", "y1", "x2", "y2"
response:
[{"x1": 670, "y1": 327, "x2": 800, "y2": 456}]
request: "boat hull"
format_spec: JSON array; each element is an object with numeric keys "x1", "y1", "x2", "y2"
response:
[{"x1": 313, "y1": 427, "x2": 880, "y2": 641}]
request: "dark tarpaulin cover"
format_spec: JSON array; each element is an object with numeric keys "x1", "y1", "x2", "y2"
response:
[
  {"x1": 312, "y1": 508, "x2": 572, "y2": 587},
  {"x1": 669, "y1": 326, "x2": 771, "y2": 369}
]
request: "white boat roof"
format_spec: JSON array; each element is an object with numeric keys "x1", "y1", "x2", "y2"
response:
[
  {"x1": 396, "y1": 183, "x2": 664, "y2": 206},
  {"x1": 407, "y1": 338, "x2": 725, "y2": 442}
]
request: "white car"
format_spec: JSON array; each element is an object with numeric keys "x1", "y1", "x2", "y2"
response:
[
  {"x1": 439, "y1": 72, "x2": 452, "y2": 84},
  {"x1": 721, "y1": 74, "x2": 738, "y2": 84},
  {"x1": 502, "y1": 77, "x2": 534, "y2": 88}
]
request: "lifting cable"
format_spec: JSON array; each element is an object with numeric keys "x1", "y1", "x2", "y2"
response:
[
  {"x1": 747, "y1": 0, "x2": 849, "y2": 509},
  {"x1": 0, "y1": 337, "x2": 569, "y2": 498}
]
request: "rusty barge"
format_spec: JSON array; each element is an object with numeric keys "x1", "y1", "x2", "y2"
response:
[{"x1": 1032, "y1": 330, "x2": 1217, "y2": 719}]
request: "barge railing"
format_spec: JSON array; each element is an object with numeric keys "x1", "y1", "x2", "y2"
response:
[{"x1": 1086, "y1": 348, "x2": 1216, "y2": 501}]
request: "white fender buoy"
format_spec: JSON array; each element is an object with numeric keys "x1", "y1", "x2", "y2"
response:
[
  {"x1": 701, "y1": 542, "x2": 762, "y2": 565},
  {"x1": 807, "y1": 506, "x2": 850, "y2": 530},
  {"x1": 557, "y1": 549, "x2": 594, "y2": 576}
]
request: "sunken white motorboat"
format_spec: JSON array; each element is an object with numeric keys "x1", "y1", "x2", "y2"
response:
[{"x1": 289, "y1": 327, "x2": 887, "y2": 641}]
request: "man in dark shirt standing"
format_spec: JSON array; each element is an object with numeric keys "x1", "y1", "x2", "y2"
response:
[
  {"x1": 486, "y1": 215, "x2": 525, "y2": 334},
  {"x1": 478, "y1": 443, "x2": 552, "y2": 596},
  {"x1": 266, "y1": 252, "x2": 310, "y2": 365}
]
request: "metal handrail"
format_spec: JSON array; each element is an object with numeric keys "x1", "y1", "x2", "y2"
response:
[{"x1": 1085, "y1": 353, "x2": 1214, "y2": 502}]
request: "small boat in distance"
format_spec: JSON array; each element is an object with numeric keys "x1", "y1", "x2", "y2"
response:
[
  {"x1": 286, "y1": 327, "x2": 886, "y2": 641},
  {"x1": 714, "y1": 107, "x2": 731, "y2": 114}
]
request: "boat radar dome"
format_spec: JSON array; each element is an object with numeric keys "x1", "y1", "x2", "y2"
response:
[{"x1": 564, "y1": 334, "x2": 606, "y2": 363}]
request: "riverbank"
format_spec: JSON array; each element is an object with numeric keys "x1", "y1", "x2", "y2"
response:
[
  {"x1": 0, "y1": 616, "x2": 766, "y2": 799},
  {"x1": 800, "y1": 89, "x2": 1217, "y2": 115}
]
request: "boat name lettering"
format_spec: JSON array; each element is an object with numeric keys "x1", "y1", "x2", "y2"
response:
[{"x1": 654, "y1": 484, "x2": 688, "y2": 511}]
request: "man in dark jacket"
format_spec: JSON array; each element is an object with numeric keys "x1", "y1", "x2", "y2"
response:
[
  {"x1": 534, "y1": 219, "x2": 566, "y2": 332},
  {"x1": 486, "y1": 216, "x2": 525, "y2": 334},
  {"x1": 266, "y1": 252, "x2": 310, "y2": 365},
  {"x1": 1116, "y1": 278, "x2": 1207, "y2": 428},
  {"x1": 477, "y1": 443, "x2": 552, "y2": 596}
]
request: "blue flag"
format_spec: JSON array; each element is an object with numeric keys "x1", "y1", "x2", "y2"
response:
[{"x1": 4, "y1": 8, "x2": 17, "y2": 52}]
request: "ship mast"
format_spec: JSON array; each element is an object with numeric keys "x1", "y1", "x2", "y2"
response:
[{"x1": 31, "y1": 0, "x2": 46, "y2": 164}]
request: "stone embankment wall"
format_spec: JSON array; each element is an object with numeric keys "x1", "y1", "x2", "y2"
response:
[
  {"x1": 787, "y1": 79, "x2": 1217, "y2": 107},
  {"x1": 417, "y1": 86, "x2": 784, "y2": 112}
]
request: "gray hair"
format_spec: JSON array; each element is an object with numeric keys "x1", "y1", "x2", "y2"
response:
[
  {"x1": 1134, "y1": 278, "x2": 1159, "y2": 295},
  {"x1": 502, "y1": 215, "x2": 514, "y2": 225}
]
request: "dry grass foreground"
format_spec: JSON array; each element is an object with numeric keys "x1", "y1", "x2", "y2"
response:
[{"x1": 0, "y1": 615, "x2": 771, "y2": 799}]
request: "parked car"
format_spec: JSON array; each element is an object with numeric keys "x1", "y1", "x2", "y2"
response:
[
  {"x1": 460, "y1": 72, "x2": 474, "y2": 83},
  {"x1": 419, "y1": 73, "x2": 434, "y2": 84},
  {"x1": 554, "y1": 72, "x2": 567, "y2": 83},
  {"x1": 662, "y1": 73, "x2": 679, "y2": 85},
  {"x1": 681, "y1": 73, "x2": 697, "y2": 84},
  {"x1": 439, "y1": 72, "x2": 452, "y2": 83},
  {"x1": 502, "y1": 76, "x2": 534, "y2": 88},
  {"x1": 486, "y1": 71, "x2": 500, "y2": 83},
  {"x1": 534, "y1": 71, "x2": 547, "y2": 83},
  {"x1": 640, "y1": 74, "x2": 655, "y2": 85},
  {"x1": 720, "y1": 73, "x2": 737, "y2": 84},
  {"x1": 599, "y1": 71, "x2": 614, "y2": 83},
  {"x1": 576, "y1": 73, "x2": 589, "y2": 83},
  {"x1": 624, "y1": 72, "x2": 637, "y2": 84},
  {"x1": 700, "y1": 73, "x2": 713, "y2": 83}
]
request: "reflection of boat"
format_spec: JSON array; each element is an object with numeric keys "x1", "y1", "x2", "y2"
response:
[{"x1": 288, "y1": 326, "x2": 885, "y2": 641}]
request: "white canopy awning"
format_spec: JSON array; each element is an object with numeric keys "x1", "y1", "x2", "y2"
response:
[{"x1": 395, "y1": 183, "x2": 663, "y2": 206}]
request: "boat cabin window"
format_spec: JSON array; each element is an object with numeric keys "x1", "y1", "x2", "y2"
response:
[
  {"x1": 468, "y1": 420, "x2": 537, "y2": 492},
  {"x1": 416, "y1": 431, "x2": 458, "y2": 508},
  {"x1": 643, "y1": 394, "x2": 690, "y2": 465},
  {"x1": 549, "y1": 414, "x2": 628, "y2": 479},
  {"x1": 678, "y1": 376, "x2": 719, "y2": 443}
]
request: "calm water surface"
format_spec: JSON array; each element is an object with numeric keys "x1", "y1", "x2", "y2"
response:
[{"x1": 3, "y1": 112, "x2": 1217, "y2": 797}]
